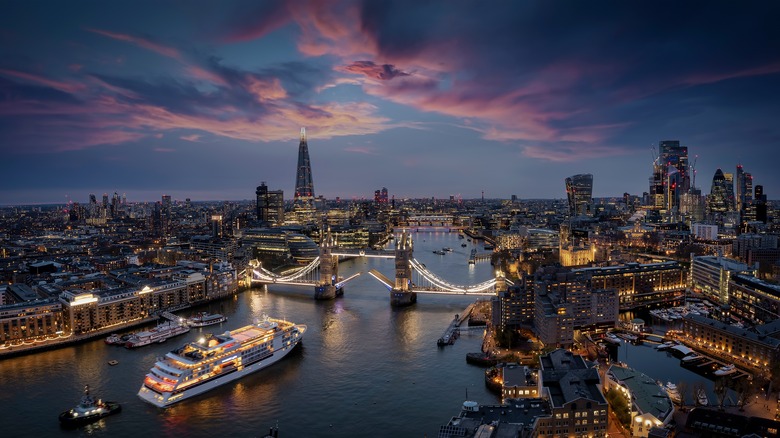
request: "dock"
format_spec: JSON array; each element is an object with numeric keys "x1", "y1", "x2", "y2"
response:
[
  {"x1": 438, "y1": 303, "x2": 477, "y2": 346},
  {"x1": 437, "y1": 316, "x2": 460, "y2": 346},
  {"x1": 160, "y1": 311, "x2": 182, "y2": 322}
]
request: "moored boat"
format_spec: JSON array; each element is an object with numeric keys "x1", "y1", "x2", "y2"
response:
[
  {"x1": 137, "y1": 315, "x2": 306, "y2": 408},
  {"x1": 663, "y1": 381, "x2": 681, "y2": 405},
  {"x1": 603, "y1": 333, "x2": 621, "y2": 345},
  {"x1": 186, "y1": 312, "x2": 227, "y2": 327},
  {"x1": 125, "y1": 321, "x2": 190, "y2": 348},
  {"x1": 681, "y1": 353, "x2": 705, "y2": 363},
  {"x1": 58, "y1": 385, "x2": 121, "y2": 427},
  {"x1": 655, "y1": 341, "x2": 676, "y2": 350},
  {"x1": 105, "y1": 333, "x2": 132, "y2": 345},
  {"x1": 714, "y1": 364, "x2": 737, "y2": 376}
]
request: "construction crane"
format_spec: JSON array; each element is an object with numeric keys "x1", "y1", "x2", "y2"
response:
[
  {"x1": 690, "y1": 154, "x2": 698, "y2": 189},
  {"x1": 650, "y1": 145, "x2": 658, "y2": 167}
]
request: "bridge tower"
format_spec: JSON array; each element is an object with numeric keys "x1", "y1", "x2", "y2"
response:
[
  {"x1": 315, "y1": 227, "x2": 341, "y2": 300},
  {"x1": 390, "y1": 230, "x2": 417, "y2": 306}
]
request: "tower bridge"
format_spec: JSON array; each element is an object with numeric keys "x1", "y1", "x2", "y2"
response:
[{"x1": 247, "y1": 229, "x2": 507, "y2": 306}]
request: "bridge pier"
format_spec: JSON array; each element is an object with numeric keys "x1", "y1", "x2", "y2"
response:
[
  {"x1": 390, "y1": 291, "x2": 417, "y2": 306},
  {"x1": 315, "y1": 284, "x2": 342, "y2": 300}
]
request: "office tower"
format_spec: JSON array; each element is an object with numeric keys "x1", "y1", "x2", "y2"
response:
[
  {"x1": 723, "y1": 172, "x2": 735, "y2": 211},
  {"x1": 659, "y1": 140, "x2": 689, "y2": 212},
  {"x1": 160, "y1": 194, "x2": 172, "y2": 237},
  {"x1": 89, "y1": 193, "x2": 97, "y2": 205},
  {"x1": 211, "y1": 215, "x2": 223, "y2": 239},
  {"x1": 256, "y1": 182, "x2": 284, "y2": 226},
  {"x1": 374, "y1": 187, "x2": 389, "y2": 204},
  {"x1": 754, "y1": 185, "x2": 768, "y2": 223},
  {"x1": 293, "y1": 128, "x2": 315, "y2": 222},
  {"x1": 736, "y1": 165, "x2": 755, "y2": 221},
  {"x1": 708, "y1": 169, "x2": 730, "y2": 214},
  {"x1": 736, "y1": 165, "x2": 746, "y2": 208},
  {"x1": 649, "y1": 160, "x2": 665, "y2": 210},
  {"x1": 565, "y1": 174, "x2": 593, "y2": 217}
]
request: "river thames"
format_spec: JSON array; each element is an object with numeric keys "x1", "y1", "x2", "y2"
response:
[
  {"x1": 0, "y1": 232, "x2": 502, "y2": 437},
  {"x1": 0, "y1": 232, "x2": 736, "y2": 437}
]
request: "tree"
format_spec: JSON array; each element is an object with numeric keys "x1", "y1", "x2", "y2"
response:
[
  {"x1": 677, "y1": 381, "x2": 689, "y2": 407},
  {"x1": 605, "y1": 388, "x2": 631, "y2": 428},
  {"x1": 713, "y1": 377, "x2": 729, "y2": 409},
  {"x1": 734, "y1": 377, "x2": 754, "y2": 411}
]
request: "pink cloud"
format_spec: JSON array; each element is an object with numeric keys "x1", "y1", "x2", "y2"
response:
[
  {"x1": 291, "y1": 1, "x2": 375, "y2": 57},
  {"x1": 0, "y1": 68, "x2": 83, "y2": 94},
  {"x1": 245, "y1": 76, "x2": 287, "y2": 101},
  {"x1": 681, "y1": 62, "x2": 780, "y2": 87},
  {"x1": 187, "y1": 66, "x2": 228, "y2": 86},
  {"x1": 86, "y1": 28, "x2": 181, "y2": 60},
  {"x1": 222, "y1": 3, "x2": 292, "y2": 42},
  {"x1": 343, "y1": 146, "x2": 378, "y2": 155},
  {"x1": 341, "y1": 61, "x2": 410, "y2": 81},
  {"x1": 180, "y1": 134, "x2": 201, "y2": 142},
  {"x1": 521, "y1": 143, "x2": 632, "y2": 162},
  {"x1": 154, "y1": 147, "x2": 176, "y2": 153}
]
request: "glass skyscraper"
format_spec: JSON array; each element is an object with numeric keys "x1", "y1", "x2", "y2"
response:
[{"x1": 565, "y1": 174, "x2": 593, "y2": 217}]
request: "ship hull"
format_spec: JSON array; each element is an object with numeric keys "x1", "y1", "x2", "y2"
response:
[{"x1": 137, "y1": 333, "x2": 303, "y2": 408}]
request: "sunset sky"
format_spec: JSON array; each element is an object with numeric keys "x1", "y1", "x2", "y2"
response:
[{"x1": 2, "y1": 1, "x2": 779, "y2": 205}]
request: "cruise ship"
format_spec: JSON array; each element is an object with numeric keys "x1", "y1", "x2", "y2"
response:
[{"x1": 137, "y1": 316, "x2": 306, "y2": 407}]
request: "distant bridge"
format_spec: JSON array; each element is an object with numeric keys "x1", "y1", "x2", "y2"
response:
[{"x1": 246, "y1": 229, "x2": 508, "y2": 306}]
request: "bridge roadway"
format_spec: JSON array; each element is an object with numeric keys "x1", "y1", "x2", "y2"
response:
[{"x1": 331, "y1": 248, "x2": 394, "y2": 258}]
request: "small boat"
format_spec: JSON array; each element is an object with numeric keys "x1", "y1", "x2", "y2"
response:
[
  {"x1": 105, "y1": 333, "x2": 132, "y2": 345},
  {"x1": 603, "y1": 333, "x2": 621, "y2": 345},
  {"x1": 107, "y1": 360, "x2": 119, "y2": 366},
  {"x1": 59, "y1": 385, "x2": 121, "y2": 427},
  {"x1": 696, "y1": 388, "x2": 709, "y2": 406},
  {"x1": 443, "y1": 247, "x2": 453, "y2": 252},
  {"x1": 186, "y1": 312, "x2": 227, "y2": 327},
  {"x1": 655, "y1": 341, "x2": 676, "y2": 350},
  {"x1": 663, "y1": 382, "x2": 681, "y2": 405},
  {"x1": 125, "y1": 321, "x2": 190, "y2": 348},
  {"x1": 682, "y1": 353, "x2": 705, "y2": 363},
  {"x1": 433, "y1": 250, "x2": 446, "y2": 255},
  {"x1": 714, "y1": 364, "x2": 737, "y2": 376}
]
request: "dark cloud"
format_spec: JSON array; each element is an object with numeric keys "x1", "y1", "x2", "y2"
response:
[{"x1": 343, "y1": 61, "x2": 409, "y2": 80}]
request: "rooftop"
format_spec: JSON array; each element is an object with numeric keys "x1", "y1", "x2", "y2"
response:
[{"x1": 607, "y1": 364, "x2": 674, "y2": 423}]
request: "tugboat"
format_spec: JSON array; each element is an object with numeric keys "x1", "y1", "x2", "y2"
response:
[{"x1": 59, "y1": 385, "x2": 121, "y2": 427}]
